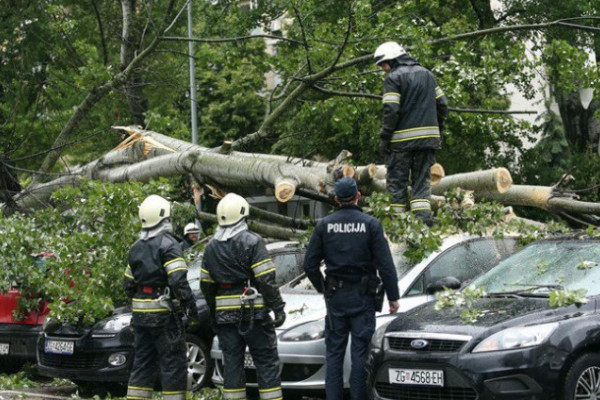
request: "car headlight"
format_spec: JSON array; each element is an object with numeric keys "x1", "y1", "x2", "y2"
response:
[
  {"x1": 93, "y1": 314, "x2": 132, "y2": 334},
  {"x1": 370, "y1": 318, "x2": 395, "y2": 349},
  {"x1": 280, "y1": 319, "x2": 325, "y2": 342},
  {"x1": 472, "y1": 322, "x2": 558, "y2": 353}
]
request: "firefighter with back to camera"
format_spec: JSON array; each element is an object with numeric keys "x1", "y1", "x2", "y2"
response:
[
  {"x1": 200, "y1": 193, "x2": 286, "y2": 400},
  {"x1": 303, "y1": 177, "x2": 400, "y2": 400},
  {"x1": 123, "y1": 195, "x2": 201, "y2": 400}
]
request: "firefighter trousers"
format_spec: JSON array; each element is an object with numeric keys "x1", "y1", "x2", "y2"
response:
[
  {"x1": 126, "y1": 315, "x2": 187, "y2": 400},
  {"x1": 218, "y1": 321, "x2": 283, "y2": 400},
  {"x1": 386, "y1": 149, "x2": 435, "y2": 221}
]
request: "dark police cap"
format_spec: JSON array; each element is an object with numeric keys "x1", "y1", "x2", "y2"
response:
[{"x1": 334, "y1": 177, "x2": 358, "y2": 200}]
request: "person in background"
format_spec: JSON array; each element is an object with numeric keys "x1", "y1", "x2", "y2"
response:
[{"x1": 181, "y1": 222, "x2": 202, "y2": 251}]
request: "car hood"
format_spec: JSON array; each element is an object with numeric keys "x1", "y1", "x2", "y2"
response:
[
  {"x1": 279, "y1": 290, "x2": 327, "y2": 330},
  {"x1": 388, "y1": 296, "x2": 594, "y2": 337}
]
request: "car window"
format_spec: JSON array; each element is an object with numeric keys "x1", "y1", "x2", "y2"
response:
[
  {"x1": 273, "y1": 252, "x2": 303, "y2": 286},
  {"x1": 406, "y1": 238, "x2": 519, "y2": 296},
  {"x1": 471, "y1": 240, "x2": 600, "y2": 296}
]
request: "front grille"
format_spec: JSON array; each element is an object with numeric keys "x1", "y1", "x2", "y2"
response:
[
  {"x1": 388, "y1": 337, "x2": 465, "y2": 352},
  {"x1": 375, "y1": 382, "x2": 478, "y2": 400},
  {"x1": 40, "y1": 352, "x2": 105, "y2": 369}
]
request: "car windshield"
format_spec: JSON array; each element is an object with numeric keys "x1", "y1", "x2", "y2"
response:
[{"x1": 469, "y1": 240, "x2": 600, "y2": 296}]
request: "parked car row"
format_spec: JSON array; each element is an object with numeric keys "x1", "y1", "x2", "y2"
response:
[{"x1": 6, "y1": 233, "x2": 600, "y2": 400}]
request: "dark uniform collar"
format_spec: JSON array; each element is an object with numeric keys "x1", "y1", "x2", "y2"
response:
[{"x1": 338, "y1": 204, "x2": 362, "y2": 211}]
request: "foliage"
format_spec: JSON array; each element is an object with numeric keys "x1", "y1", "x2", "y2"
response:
[
  {"x1": 0, "y1": 371, "x2": 36, "y2": 390},
  {"x1": 0, "y1": 179, "x2": 183, "y2": 325},
  {"x1": 548, "y1": 288, "x2": 588, "y2": 308}
]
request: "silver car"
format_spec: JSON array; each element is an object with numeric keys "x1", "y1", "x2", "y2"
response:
[{"x1": 210, "y1": 234, "x2": 519, "y2": 397}]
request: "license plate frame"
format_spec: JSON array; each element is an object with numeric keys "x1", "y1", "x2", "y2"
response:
[
  {"x1": 0, "y1": 343, "x2": 8, "y2": 355},
  {"x1": 388, "y1": 368, "x2": 444, "y2": 387},
  {"x1": 44, "y1": 339, "x2": 74, "y2": 355}
]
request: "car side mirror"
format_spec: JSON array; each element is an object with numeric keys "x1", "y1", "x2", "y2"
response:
[{"x1": 426, "y1": 276, "x2": 461, "y2": 294}]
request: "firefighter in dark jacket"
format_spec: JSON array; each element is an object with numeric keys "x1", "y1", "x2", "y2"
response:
[
  {"x1": 374, "y1": 41, "x2": 449, "y2": 224},
  {"x1": 303, "y1": 177, "x2": 400, "y2": 400},
  {"x1": 200, "y1": 193, "x2": 286, "y2": 400},
  {"x1": 123, "y1": 195, "x2": 201, "y2": 400}
]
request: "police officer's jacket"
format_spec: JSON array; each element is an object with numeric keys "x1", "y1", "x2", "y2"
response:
[
  {"x1": 124, "y1": 226, "x2": 198, "y2": 327},
  {"x1": 303, "y1": 205, "x2": 400, "y2": 301},
  {"x1": 200, "y1": 226, "x2": 285, "y2": 325},
  {"x1": 380, "y1": 54, "x2": 449, "y2": 152}
]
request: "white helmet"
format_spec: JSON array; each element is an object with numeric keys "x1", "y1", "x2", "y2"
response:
[
  {"x1": 138, "y1": 195, "x2": 171, "y2": 229},
  {"x1": 184, "y1": 222, "x2": 201, "y2": 235},
  {"x1": 216, "y1": 193, "x2": 250, "y2": 226},
  {"x1": 374, "y1": 41, "x2": 406, "y2": 65}
]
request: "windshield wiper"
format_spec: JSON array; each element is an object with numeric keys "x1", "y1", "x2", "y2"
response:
[{"x1": 489, "y1": 283, "x2": 563, "y2": 297}]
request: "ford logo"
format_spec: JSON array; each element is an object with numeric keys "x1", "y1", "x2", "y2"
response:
[{"x1": 410, "y1": 339, "x2": 429, "y2": 349}]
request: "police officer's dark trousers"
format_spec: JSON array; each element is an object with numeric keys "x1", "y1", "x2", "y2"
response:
[
  {"x1": 325, "y1": 283, "x2": 376, "y2": 400},
  {"x1": 127, "y1": 316, "x2": 187, "y2": 400},
  {"x1": 218, "y1": 321, "x2": 282, "y2": 400},
  {"x1": 386, "y1": 149, "x2": 435, "y2": 221}
]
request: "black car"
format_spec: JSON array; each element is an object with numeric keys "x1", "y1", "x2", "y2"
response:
[
  {"x1": 368, "y1": 235, "x2": 600, "y2": 400},
  {"x1": 37, "y1": 241, "x2": 305, "y2": 396}
]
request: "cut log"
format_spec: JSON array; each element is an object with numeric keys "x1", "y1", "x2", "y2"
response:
[{"x1": 432, "y1": 167, "x2": 512, "y2": 194}]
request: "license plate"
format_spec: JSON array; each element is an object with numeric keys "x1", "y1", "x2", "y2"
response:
[
  {"x1": 244, "y1": 353, "x2": 255, "y2": 369},
  {"x1": 45, "y1": 339, "x2": 74, "y2": 355},
  {"x1": 0, "y1": 343, "x2": 8, "y2": 355},
  {"x1": 389, "y1": 368, "x2": 444, "y2": 386}
]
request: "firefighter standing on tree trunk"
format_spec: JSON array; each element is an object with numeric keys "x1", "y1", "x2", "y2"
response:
[
  {"x1": 123, "y1": 195, "x2": 201, "y2": 400},
  {"x1": 374, "y1": 41, "x2": 448, "y2": 225},
  {"x1": 200, "y1": 193, "x2": 286, "y2": 400}
]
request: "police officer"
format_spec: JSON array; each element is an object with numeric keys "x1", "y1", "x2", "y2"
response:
[
  {"x1": 303, "y1": 177, "x2": 400, "y2": 400},
  {"x1": 200, "y1": 193, "x2": 286, "y2": 400},
  {"x1": 123, "y1": 195, "x2": 201, "y2": 400},
  {"x1": 181, "y1": 222, "x2": 202, "y2": 251},
  {"x1": 374, "y1": 41, "x2": 448, "y2": 224}
]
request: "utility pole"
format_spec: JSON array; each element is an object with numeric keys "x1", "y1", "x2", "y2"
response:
[{"x1": 187, "y1": 0, "x2": 198, "y2": 144}]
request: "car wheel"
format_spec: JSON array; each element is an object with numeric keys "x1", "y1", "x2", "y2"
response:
[
  {"x1": 186, "y1": 333, "x2": 214, "y2": 392},
  {"x1": 562, "y1": 353, "x2": 600, "y2": 400}
]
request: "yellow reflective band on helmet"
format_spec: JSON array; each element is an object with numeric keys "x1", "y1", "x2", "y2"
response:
[
  {"x1": 259, "y1": 386, "x2": 283, "y2": 400},
  {"x1": 200, "y1": 267, "x2": 215, "y2": 283},
  {"x1": 435, "y1": 86, "x2": 445, "y2": 99},
  {"x1": 251, "y1": 258, "x2": 276, "y2": 277},
  {"x1": 164, "y1": 258, "x2": 187, "y2": 275},
  {"x1": 391, "y1": 126, "x2": 440, "y2": 143},
  {"x1": 132, "y1": 298, "x2": 169, "y2": 313},
  {"x1": 382, "y1": 92, "x2": 400, "y2": 104},
  {"x1": 124, "y1": 265, "x2": 134, "y2": 279},
  {"x1": 222, "y1": 387, "x2": 247, "y2": 399}
]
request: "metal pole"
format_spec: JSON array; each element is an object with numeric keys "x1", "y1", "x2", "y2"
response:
[{"x1": 187, "y1": 0, "x2": 198, "y2": 144}]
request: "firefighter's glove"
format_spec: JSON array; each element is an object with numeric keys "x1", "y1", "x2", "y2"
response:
[
  {"x1": 378, "y1": 139, "x2": 389, "y2": 164},
  {"x1": 186, "y1": 307, "x2": 201, "y2": 327},
  {"x1": 273, "y1": 308, "x2": 286, "y2": 328}
]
